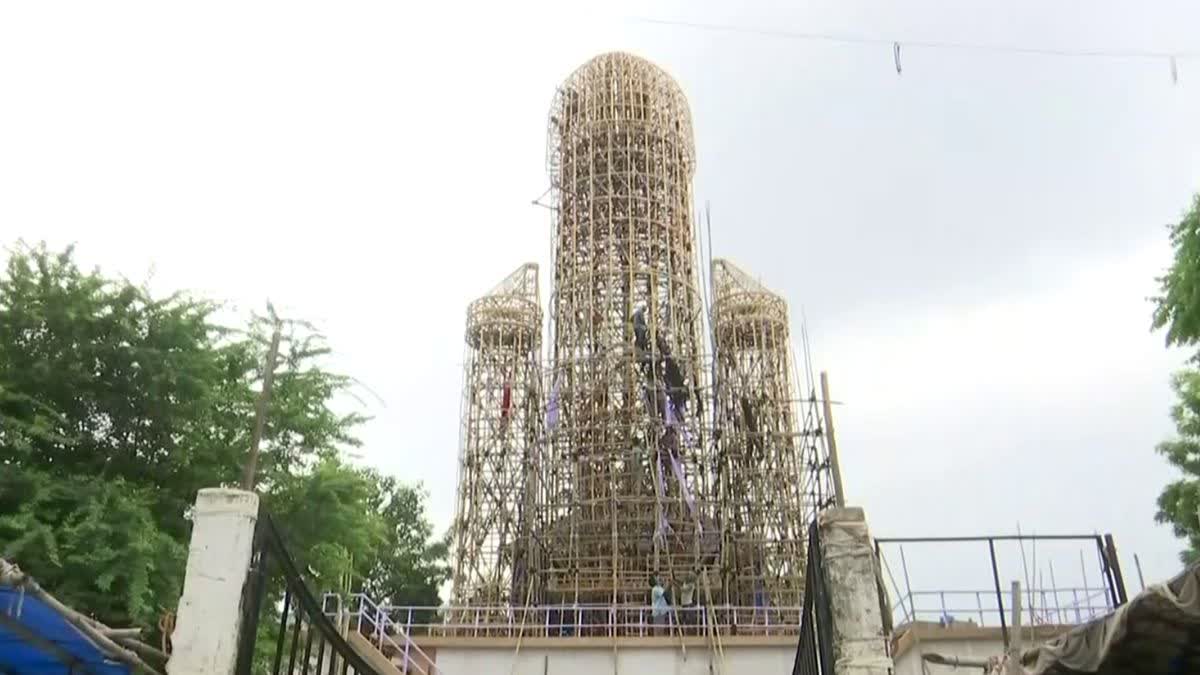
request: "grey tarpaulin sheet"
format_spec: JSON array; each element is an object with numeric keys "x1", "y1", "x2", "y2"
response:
[{"x1": 992, "y1": 562, "x2": 1200, "y2": 674}]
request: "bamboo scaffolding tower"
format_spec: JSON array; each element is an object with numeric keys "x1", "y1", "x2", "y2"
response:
[
  {"x1": 541, "y1": 52, "x2": 715, "y2": 606},
  {"x1": 445, "y1": 52, "x2": 840, "y2": 632},
  {"x1": 450, "y1": 263, "x2": 544, "y2": 612},
  {"x1": 710, "y1": 259, "x2": 809, "y2": 609}
]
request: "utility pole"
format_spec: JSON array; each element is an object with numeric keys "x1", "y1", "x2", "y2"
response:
[
  {"x1": 241, "y1": 317, "x2": 282, "y2": 490},
  {"x1": 820, "y1": 371, "x2": 846, "y2": 508}
]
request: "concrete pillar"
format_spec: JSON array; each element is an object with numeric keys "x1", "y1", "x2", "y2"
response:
[
  {"x1": 819, "y1": 507, "x2": 892, "y2": 675},
  {"x1": 168, "y1": 488, "x2": 260, "y2": 675}
]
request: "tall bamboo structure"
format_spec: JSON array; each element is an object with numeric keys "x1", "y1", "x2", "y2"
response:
[
  {"x1": 541, "y1": 52, "x2": 715, "y2": 605},
  {"x1": 450, "y1": 263, "x2": 543, "y2": 608},
  {"x1": 711, "y1": 259, "x2": 808, "y2": 609}
]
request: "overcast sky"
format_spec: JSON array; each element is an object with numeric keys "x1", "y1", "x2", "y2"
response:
[{"x1": 3, "y1": 1, "x2": 1199, "y2": 609}]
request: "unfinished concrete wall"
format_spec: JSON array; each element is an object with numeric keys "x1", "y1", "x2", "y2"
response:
[
  {"x1": 893, "y1": 634, "x2": 1004, "y2": 675},
  {"x1": 820, "y1": 507, "x2": 892, "y2": 675}
]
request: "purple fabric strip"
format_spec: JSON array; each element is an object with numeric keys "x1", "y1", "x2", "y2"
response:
[
  {"x1": 546, "y1": 380, "x2": 561, "y2": 429},
  {"x1": 654, "y1": 442, "x2": 669, "y2": 544},
  {"x1": 662, "y1": 398, "x2": 701, "y2": 531},
  {"x1": 669, "y1": 453, "x2": 698, "y2": 520},
  {"x1": 655, "y1": 513, "x2": 672, "y2": 544},
  {"x1": 665, "y1": 398, "x2": 695, "y2": 447},
  {"x1": 656, "y1": 455, "x2": 668, "y2": 498}
]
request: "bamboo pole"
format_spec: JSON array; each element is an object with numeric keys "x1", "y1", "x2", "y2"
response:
[{"x1": 820, "y1": 371, "x2": 846, "y2": 508}]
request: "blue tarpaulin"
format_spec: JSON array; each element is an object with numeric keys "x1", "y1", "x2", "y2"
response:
[{"x1": 1, "y1": 586, "x2": 132, "y2": 675}]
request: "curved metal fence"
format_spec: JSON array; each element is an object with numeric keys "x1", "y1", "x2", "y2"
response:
[
  {"x1": 792, "y1": 520, "x2": 834, "y2": 675},
  {"x1": 235, "y1": 513, "x2": 383, "y2": 675}
]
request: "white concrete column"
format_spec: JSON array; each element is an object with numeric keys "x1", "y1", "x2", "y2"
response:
[
  {"x1": 819, "y1": 506, "x2": 893, "y2": 675},
  {"x1": 168, "y1": 488, "x2": 260, "y2": 675}
]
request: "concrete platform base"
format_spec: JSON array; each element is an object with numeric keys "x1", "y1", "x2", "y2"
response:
[{"x1": 430, "y1": 637, "x2": 796, "y2": 675}]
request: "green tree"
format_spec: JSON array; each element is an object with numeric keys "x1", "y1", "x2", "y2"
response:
[
  {"x1": 360, "y1": 476, "x2": 450, "y2": 612},
  {"x1": 0, "y1": 242, "x2": 447, "y2": 645},
  {"x1": 1153, "y1": 193, "x2": 1200, "y2": 563},
  {"x1": 1153, "y1": 194, "x2": 1200, "y2": 347},
  {"x1": 0, "y1": 469, "x2": 186, "y2": 628},
  {"x1": 1155, "y1": 370, "x2": 1200, "y2": 563},
  {"x1": 0, "y1": 244, "x2": 249, "y2": 536}
]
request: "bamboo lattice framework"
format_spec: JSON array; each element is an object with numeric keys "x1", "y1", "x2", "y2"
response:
[
  {"x1": 444, "y1": 52, "x2": 840, "y2": 626},
  {"x1": 711, "y1": 258, "x2": 812, "y2": 609},
  {"x1": 540, "y1": 52, "x2": 716, "y2": 606},
  {"x1": 450, "y1": 263, "x2": 544, "y2": 609}
]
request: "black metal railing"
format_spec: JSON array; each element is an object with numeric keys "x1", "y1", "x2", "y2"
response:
[
  {"x1": 792, "y1": 519, "x2": 835, "y2": 675},
  {"x1": 235, "y1": 513, "x2": 383, "y2": 675},
  {"x1": 874, "y1": 533, "x2": 1129, "y2": 650}
]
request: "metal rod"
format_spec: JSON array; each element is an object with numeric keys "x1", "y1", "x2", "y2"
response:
[
  {"x1": 875, "y1": 534, "x2": 1103, "y2": 543},
  {"x1": 286, "y1": 599, "x2": 304, "y2": 675},
  {"x1": 1039, "y1": 570, "x2": 1048, "y2": 628},
  {"x1": 1049, "y1": 560, "x2": 1062, "y2": 625},
  {"x1": 1016, "y1": 523, "x2": 1033, "y2": 632},
  {"x1": 236, "y1": 530, "x2": 269, "y2": 675},
  {"x1": 879, "y1": 549, "x2": 911, "y2": 624},
  {"x1": 300, "y1": 619, "x2": 316, "y2": 675},
  {"x1": 314, "y1": 637, "x2": 326, "y2": 675},
  {"x1": 898, "y1": 546, "x2": 917, "y2": 623},
  {"x1": 1104, "y1": 534, "x2": 1129, "y2": 605},
  {"x1": 1133, "y1": 554, "x2": 1146, "y2": 591},
  {"x1": 1095, "y1": 536, "x2": 1119, "y2": 609},
  {"x1": 1079, "y1": 549, "x2": 1090, "y2": 617},
  {"x1": 273, "y1": 587, "x2": 293, "y2": 675},
  {"x1": 988, "y1": 539, "x2": 1008, "y2": 649}
]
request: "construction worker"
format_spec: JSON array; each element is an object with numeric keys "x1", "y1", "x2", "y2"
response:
[
  {"x1": 651, "y1": 577, "x2": 669, "y2": 634},
  {"x1": 678, "y1": 573, "x2": 697, "y2": 629}
]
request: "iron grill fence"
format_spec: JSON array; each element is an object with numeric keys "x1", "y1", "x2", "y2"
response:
[
  {"x1": 235, "y1": 513, "x2": 389, "y2": 675},
  {"x1": 875, "y1": 533, "x2": 1129, "y2": 649},
  {"x1": 792, "y1": 519, "x2": 834, "y2": 675}
]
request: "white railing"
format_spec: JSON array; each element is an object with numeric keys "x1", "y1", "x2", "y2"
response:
[
  {"x1": 328, "y1": 598, "x2": 804, "y2": 639},
  {"x1": 323, "y1": 593, "x2": 444, "y2": 674},
  {"x1": 891, "y1": 587, "x2": 1114, "y2": 629}
]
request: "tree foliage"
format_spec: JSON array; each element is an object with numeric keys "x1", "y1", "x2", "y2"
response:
[
  {"x1": 0, "y1": 469, "x2": 186, "y2": 627},
  {"x1": 1156, "y1": 370, "x2": 1200, "y2": 564},
  {"x1": 0, "y1": 242, "x2": 447, "y2": 639},
  {"x1": 1153, "y1": 193, "x2": 1200, "y2": 348},
  {"x1": 360, "y1": 476, "x2": 450, "y2": 611},
  {"x1": 1154, "y1": 194, "x2": 1200, "y2": 563}
]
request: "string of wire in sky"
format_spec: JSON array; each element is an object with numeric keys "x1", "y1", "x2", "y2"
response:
[{"x1": 631, "y1": 16, "x2": 1200, "y2": 62}]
